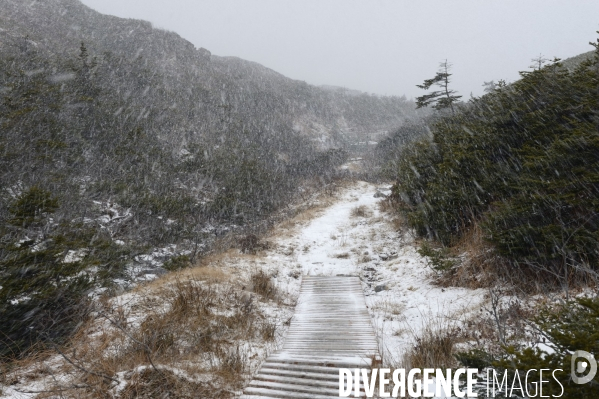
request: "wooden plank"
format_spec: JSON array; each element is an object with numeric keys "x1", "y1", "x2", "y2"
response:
[{"x1": 241, "y1": 276, "x2": 379, "y2": 399}]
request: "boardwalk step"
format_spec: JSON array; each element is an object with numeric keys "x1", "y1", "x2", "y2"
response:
[
  {"x1": 242, "y1": 276, "x2": 379, "y2": 399},
  {"x1": 242, "y1": 386, "x2": 366, "y2": 398},
  {"x1": 253, "y1": 372, "x2": 367, "y2": 389},
  {"x1": 247, "y1": 380, "x2": 341, "y2": 396}
]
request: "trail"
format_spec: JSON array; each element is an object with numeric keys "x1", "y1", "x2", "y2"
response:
[
  {"x1": 240, "y1": 180, "x2": 485, "y2": 397},
  {"x1": 241, "y1": 276, "x2": 378, "y2": 398}
]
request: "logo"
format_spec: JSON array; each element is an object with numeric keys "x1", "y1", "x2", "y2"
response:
[{"x1": 571, "y1": 350, "x2": 597, "y2": 385}]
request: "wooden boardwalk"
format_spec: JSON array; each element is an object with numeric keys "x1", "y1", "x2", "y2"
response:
[{"x1": 241, "y1": 276, "x2": 379, "y2": 398}]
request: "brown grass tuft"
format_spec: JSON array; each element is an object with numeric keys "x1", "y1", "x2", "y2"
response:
[
  {"x1": 377, "y1": 199, "x2": 407, "y2": 232},
  {"x1": 402, "y1": 315, "x2": 463, "y2": 370},
  {"x1": 350, "y1": 205, "x2": 373, "y2": 218},
  {"x1": 119, "y1": 368, "x2": 229, "y2": 399},
  {"x1": 238, "y1": 234, "x2": 270, "y2": 254},
  {"x1": 216, "y1": 345, "x2": 246, "y2": 379},
  {"x1": 251, "y1": 270, "x2": 276, "y2": 300},
  {"x1": 334, "y1": 252, "x2": 350, "y2": 259},
  {"x1": 435, "y1": 223, "x2": 570, "y2": 294}
]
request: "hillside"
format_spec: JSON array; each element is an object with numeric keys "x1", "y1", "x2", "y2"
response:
[
  {"x1": 561, "y1": 50, "x2": 594, "y2": 71},
  {"x1": 0, "y1": 0, "x2": 421, "y2": 361},
  {"x1": 374, "y1": 42, "x2": 599, "y2": 397},
  {"x1": 1, "y1": 0, "x2": 418, "y2": 148}
]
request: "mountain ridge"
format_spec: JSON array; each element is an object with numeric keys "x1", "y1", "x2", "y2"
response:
[{"x1": 1, "y1": 0, "x2": 419, "y2": 148}]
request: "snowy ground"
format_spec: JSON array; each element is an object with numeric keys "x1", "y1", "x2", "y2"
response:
[
  {"x1": 1, "y1": 180, "x2": 486, "y2": 398},
  {"x1": 259, "y1": 180, "x2": 486, "y2": 367}
]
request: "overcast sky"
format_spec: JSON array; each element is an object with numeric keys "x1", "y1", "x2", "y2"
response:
[{"x1": 79, "y1": 0, "x2": 599, "y2": 99}]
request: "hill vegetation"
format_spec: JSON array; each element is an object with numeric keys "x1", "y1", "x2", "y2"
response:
[
  {"x1": 382, "y1": 42, "x2": 599, "y2": 290},
  {"x1": 0, "y1": 0, "x2": 413, "y2": 359},
  {"x1": 377, "y1": 37, "x2": 599, "y2": 398}
]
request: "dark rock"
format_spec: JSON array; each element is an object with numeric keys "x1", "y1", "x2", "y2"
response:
[
  {"x1": 374, "y1": 284, "x2": 388, "y2": 292},
  {"x1": 289, "y1": 270, "x2": 301, "y2": 279}
]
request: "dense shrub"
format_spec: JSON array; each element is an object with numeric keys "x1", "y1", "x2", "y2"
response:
[
  {"x1": 392, "y1": 43, "x2": 599, "y2": 280},
  {"x1": 0, "y1": 188, "x2": 129, "y2": 358},
  {"x1": 495, "y1": 298, "x2": 599, "y2": 398},
  {"x1": 374, "y1": 122, "x2": 431, "y2": 180}
]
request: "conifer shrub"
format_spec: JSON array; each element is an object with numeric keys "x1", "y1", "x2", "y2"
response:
[
  {"x1": 0, "y1": 188, "x2": 129, "y2": 359},
  {"x1": 392, "y1": 41, "x2": 599, "y2": 282},
  {"x1": 375, "y1": 122, "x2": 432, "y2": 180},
  {"x1": 7, "y1": 186, "x2": 59, "y2": 228},
  {"x1": 454, "y1": 349, "x2": 495, "y2": 370},
  {"x1": 417, "y1": 242, "x2": 457, "y2": 272},
  {"x1": 163, "y1": 254, "x2": 192, "y2": 272},
  {"x1": 495, "y1": 298, "x2": 599, "y2": 398}
]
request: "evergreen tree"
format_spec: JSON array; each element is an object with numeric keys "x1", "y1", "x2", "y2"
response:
[
  {"x1": 415, "y1": 60, "x2": 462, "y2": 113},
  {"x1": 530, "y1": 53, "x2": 550, "y2": 70},
  {"x1": 590, "y1": 31, "x2": 599, "y2": 134}
]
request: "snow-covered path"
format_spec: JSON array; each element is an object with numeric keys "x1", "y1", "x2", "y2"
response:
[
  {"x1": 237, "y1": 180, "x2": 486, "y2": 398},
  {"x1": 264, "y1": 181, "x2": 485, "y2": 366},
  {"x1": 293, "y1": 184, "x2": 381, "y2": 276},
  {"x1": 0, "y1": 181, "x2": 485, "y2": 398}
]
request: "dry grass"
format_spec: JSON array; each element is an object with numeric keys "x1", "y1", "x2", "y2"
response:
[
  {"x1": 280, "y1": 202, "x2": 329, "y2": 226},
  {"x1": 432, "y1": 223, "x2": 502, "y2": 290},
  {"x1": 401, "y1": 314, "x2": 463, "y2": 370},
  {"x1": 333, "y1": 252, "x2": 350, "y2": 259},
  {"x1": 238, "y1": 234, "x2": 271, "y2": 254},
  {"x1": 119, "y1": 368, "x2": 229, "y2": 399},
  {"x1": 275, "y1": 193, "x2": 336, "y2": 235},
  {"x1": 350, "y1": 205, "x2": 373, "y2": 218},
  {"x1": 13, "y1": 272, "x2": 282, "y2": 398},
  {"x1": 376, "y1": 196, "x2": 393, "y2": 212},
  {"x1": 359, "y1": 254, "x2": 372, "y2": 263},
  {"x1": 434, "y1": 223, "x2": 567, "y2": 294},
  {"x1": 370, "y1": 299, "x2": 406, "y2": 318},
  {"x1": 377, "y1": 198, "x2": 410, "y2": 232},
  {"x1": 334, "y1": 231, "x2": 349, "y2": 247},
  {"x1": 141, "y1": 264, "x2": 231, "y2": 292},
  {"x1": 251, "y1": 270, "x2": 277, "y2": 300},
  {"x1": 0, "y1": 349, "x2": 59, "y2": 397}
]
